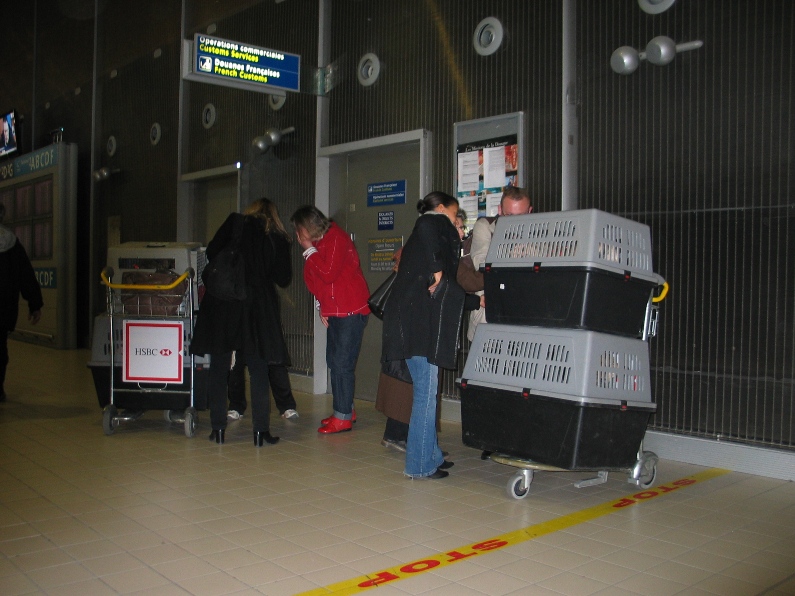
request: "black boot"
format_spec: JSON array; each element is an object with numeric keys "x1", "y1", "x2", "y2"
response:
[
  {"x1": 254, "y1": 431, "x2": 279, "y2": 446},
  {"x1": 209, "y1": 429, "x2": 225, "y2": 444}
]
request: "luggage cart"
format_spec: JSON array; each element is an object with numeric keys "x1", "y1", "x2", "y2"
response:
[
  {"x1": 461, "y1": 209, "x2": 668, "y2": 499},
  {"x1": 99, "y1": 266, "x2": 201, "y2": 437},
  {"x1": 492, "y1": 449, "x2": 660, "y2": 500}
]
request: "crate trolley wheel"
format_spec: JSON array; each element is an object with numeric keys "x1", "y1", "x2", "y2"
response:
[{"x1": 100, "y1": 266, "x2": 200, "y2": 436}]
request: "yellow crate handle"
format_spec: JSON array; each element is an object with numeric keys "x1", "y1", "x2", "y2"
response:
[
  {"x1": 101, "y1": 267, "x2": 193, "y2": 291},
  {"x1": 652, "y1": 281, "x2": 669, "y2": 303}
]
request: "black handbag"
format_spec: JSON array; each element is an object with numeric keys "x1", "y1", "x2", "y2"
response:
[{"x1": 367, "y1": 271, "x2": 397, "y2": 319}]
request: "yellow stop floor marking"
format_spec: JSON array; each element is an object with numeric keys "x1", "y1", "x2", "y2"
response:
[{"x1": 298, "y1": 468, "x2": 730, "y2": 595}]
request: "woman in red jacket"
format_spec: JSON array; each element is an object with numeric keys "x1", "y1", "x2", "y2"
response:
[{"x1": 291, "y1": 206, "x2": 370, "y2": 433}]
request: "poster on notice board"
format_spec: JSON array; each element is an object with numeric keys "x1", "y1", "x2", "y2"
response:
[{"x1": 455, "y1": 134, "x2": 518, "y2": 229}]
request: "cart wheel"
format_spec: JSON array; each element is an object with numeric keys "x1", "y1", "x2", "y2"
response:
[
  {"x1": 632, "y1": 451, "x2": 659, "y2": 489},
  {"x1": 164, "y1": 410, "x2": 174, "y2": 422},
  {"x1": 506, "y1": 471, "x2": 532, "y2": 499},
  {"x1": 184, "y1": 407, "x2": 197, "y2": 438},
  {"x1": 638, "y1": 464, "x2": 657, "y2": 489},
  {"x1": 102, "y1": 405, "x2": 117, "y2": 436}
]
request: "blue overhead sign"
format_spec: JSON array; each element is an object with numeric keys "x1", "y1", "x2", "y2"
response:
[
  {"x1": 188, "y1": 34, "x2": 300, "y2": 94},
  {"x1": 367, "y1": 180, "x2": 406, "y2": 207}
]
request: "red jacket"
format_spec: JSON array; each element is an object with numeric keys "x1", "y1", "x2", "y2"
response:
[{"x1": 302, "y1": 222, "x2": 371, "y2": 317}]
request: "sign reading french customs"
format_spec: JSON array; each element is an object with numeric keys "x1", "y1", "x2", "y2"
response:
[
  {"x1": 367, "y1": 180, "x2": 406, "y2": 207},
  {"x1": 188, "y1": 34, "x2": 300, "y2": 94},
  {"x1": 123, "y1": 321, "x2": 184, "y2": 383}
]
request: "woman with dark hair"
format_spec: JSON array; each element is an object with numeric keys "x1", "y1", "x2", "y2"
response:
[
  {"x1": 291, "y1": 205, "x2": 370, "y2": 434},
  {"x1": 191, "y1": 197, "x2": 292, "y2": 446},
  {"x1": 382, "y1": 191, "x2": 482, "y2": 479}
]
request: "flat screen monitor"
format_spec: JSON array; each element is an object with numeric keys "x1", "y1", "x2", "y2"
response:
[{"x1": 0, "y1": 109, "x2": 19, "y2": 158}]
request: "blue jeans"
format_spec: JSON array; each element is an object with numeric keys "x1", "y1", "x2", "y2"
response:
[
  {"x1": 404, "y1": 356, "x2": 444, "y2": 478},
  {"x1": 326, "y1": 314, "x2": 368, "y2": 420}
]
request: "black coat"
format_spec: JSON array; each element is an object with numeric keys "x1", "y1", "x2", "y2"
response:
[
  {"x1": 191, "y1": 213, "x2": 292, "y2": 364},
  {"x1": 381, "y1": 213, "x2": 479, "y2": 370},
  {"x1": 0, "y1": 228, "x2": 43, "y2": 331}
]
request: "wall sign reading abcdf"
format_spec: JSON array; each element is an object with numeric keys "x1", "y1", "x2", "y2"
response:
[{"x1": 185, "y1": 34, "x2": 300, "y2": 95}]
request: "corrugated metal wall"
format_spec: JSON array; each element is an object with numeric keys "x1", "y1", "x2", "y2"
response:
[
  {"x1": 328, "y1": 0, "x2": 562, "y2": 205},
  {"x1": 325, "y1": 0, "x2": 794, "y2": 450},
  {"x1": 577, "y1": 1, "x2": 795, "y2": 447},
  {"x1": 327, "y1": 0, "x2": 563, "y2": 400}
]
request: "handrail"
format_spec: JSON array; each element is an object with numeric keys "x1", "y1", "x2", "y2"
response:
[
  {"x1": 100, "y1": 267, "x2": 193, "y2": 291},
  {"x1": 652, "y1": 281, "x2": 669, "y2": 303}
]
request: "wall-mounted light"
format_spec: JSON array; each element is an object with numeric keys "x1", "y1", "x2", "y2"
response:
[
  {"x1": 610, "y1": 36, "x2": 703, "y2": 74},
  {"x1": 473, "y1": 17, "x2": 504, "y2": 56},
  {"x1": 252, "y1": 126, "x2": 295, "y2": 153},
  {"x1": 357, "y1": 53, "x2": 380, "y2": 87},
  {"x1": 638, "y1": 0, "x2": 676, "y2": 15},
  {"x1": 92, "y1": 166, "x2": 120, "y2": 182}
]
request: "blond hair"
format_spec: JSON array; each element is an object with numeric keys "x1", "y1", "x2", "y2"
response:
[{"x1": 243, "y1": 197, "x2": 289, "y2": 239}]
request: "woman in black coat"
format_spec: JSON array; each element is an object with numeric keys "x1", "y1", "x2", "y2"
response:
[
  {"x1": 191, "y1": 198, "x2": 292, "y2": 446},
  {"x1": 382, "y1": 191, "x2": 482, "y2": 479}
]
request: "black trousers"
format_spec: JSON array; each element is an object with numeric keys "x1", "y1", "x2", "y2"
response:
[
  {"x1": 384, "y1": 416, "x2": 409, "y2": 442},
  {"x1": 209, "y1": 351, "x2": 274, "y2": 432},
  {"x1": 0, "y1": 330, "x2": 8, "y2": 394},
  {"x1": 227, "y1": 350, "x2": 296, "y2": 415}
]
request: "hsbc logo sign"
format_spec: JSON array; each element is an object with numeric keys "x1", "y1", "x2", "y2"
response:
[
  {"x1": 124, "y1": 321, "x2": 184, "y2": 383},
  {"x1": 133, "y1": 347, "x2": 174, "y2": 356}
]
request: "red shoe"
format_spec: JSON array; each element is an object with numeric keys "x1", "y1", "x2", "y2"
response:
[
  {"x1": 321, "y1": 410, "x2": 356, "y2": 426},
  {"x1": 318, "y1": 417, "x2": 353, "y2": 434}
]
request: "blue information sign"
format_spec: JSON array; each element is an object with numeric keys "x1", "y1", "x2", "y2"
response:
[
  {"x1": 377, "y1": 211, "x2": 395, "y2": 231},
  {"x1": 34, "y1": 268, "x2": 57, "y2": 289},
  {"x1": 367, "y1": 180, "x2": 406, "y2": 207},
  {"x1": 0, "y1": 145, "x2": 58, "y2": 181},
  {"x1": 193, "y1": 34, "x2": 300, "y2": 93}
]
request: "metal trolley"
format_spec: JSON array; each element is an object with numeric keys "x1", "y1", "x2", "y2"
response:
[
  {"x1": 99, "y1": 266, "x2": 201, "y2": 437},
  {"x1": 459, "y1": 209, "x2": 670, "y2": 500}
]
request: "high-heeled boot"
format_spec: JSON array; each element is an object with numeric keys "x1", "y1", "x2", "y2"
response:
[
  {"x1": 254, "y1": 430, "x2": 279, "y2": 446},
  {"x1": 209, "y1": 429, "x2": 225, "y2": 444}
]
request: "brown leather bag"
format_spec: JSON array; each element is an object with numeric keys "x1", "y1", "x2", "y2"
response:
[{"x1": 121, "y1": 270, "x2": 187, "y2": 316}]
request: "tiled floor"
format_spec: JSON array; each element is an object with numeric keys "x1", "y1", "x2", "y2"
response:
[{"x1": 1, "y1": 339, "x2": 794, "y2": 595}]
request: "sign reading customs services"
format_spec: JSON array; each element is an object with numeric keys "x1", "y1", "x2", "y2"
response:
[{"x1": 191, "y1": 34, "x2": 300, "y2": 94}]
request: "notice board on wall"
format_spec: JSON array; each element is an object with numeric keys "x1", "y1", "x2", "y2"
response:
[{"x1": 453, "y1": 112, "x2": 525, "y2": 229}]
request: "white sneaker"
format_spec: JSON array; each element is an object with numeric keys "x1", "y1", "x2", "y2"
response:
[
  {"x1": 227, "y1": 410, "x2": 243, "y2": 420},
  {"x1": 281, "y1": 409, "x2": 299, "y2": 419}
]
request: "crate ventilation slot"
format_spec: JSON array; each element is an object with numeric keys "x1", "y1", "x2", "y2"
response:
[
  {"x1": 598, "y1": 225, "x2": 653, "y2": 272},
  {"x1": 496, "y1": 240, "x2": 579, "y2": 260},
  {"x1": 595, "y1": 350, "x2": 646, "y2": 392}
]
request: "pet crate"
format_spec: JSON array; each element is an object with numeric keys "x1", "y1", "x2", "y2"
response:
[
  {"x1": 458, "y1": 323, "x2": 656, "y2": 470},
  {"x1": 482, "y1": 209, "x2": 665, "y2": 337}
]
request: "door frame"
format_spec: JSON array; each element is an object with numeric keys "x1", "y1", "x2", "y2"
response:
[
  {"x1": 177, "y1": 162, "x2": 242, "y2": 243},
  {"x1": 311, "y1": 129, "x2": 433, "y2": 394}
]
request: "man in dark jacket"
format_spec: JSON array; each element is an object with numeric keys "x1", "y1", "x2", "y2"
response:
[{"x1": 0, "y1": 203, "x2": 43, "y2": 402}]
